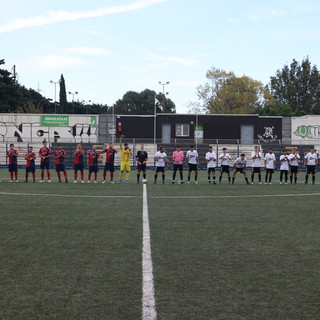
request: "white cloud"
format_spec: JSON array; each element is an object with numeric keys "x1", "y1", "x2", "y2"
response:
[
  {"x1": 270, "y1": 10, "x2": 286, "y2": 16},
  {"x1": 0, "y1": 0, "x2": 169, "y2": 33},
  {"x1": 246, "y1": 8, "x2": 286, "y2": 21},
  {"x1": 83, "y1": 30, "x2": 106, "y2": 36},
  {"x1": 65, "y1": 47, "x2": 113, "y2": 56},
  {"x1": 147, "y1": 53, "x2": 199, "y2": 67},
  {"x1": 227, "y1": 18, "x2": 240, "y2": 24},
  {"x1": 32, "y1": 54, "x2": 88, "y2": 71},
  {"x1": 293, "y1": 4, "x2": 314, "y2": 12}
]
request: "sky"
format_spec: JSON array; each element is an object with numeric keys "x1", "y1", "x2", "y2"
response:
[{"x1": 1, "y1": 0, "x2": 320, "y2": 113}]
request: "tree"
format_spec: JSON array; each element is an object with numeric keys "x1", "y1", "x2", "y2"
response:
[
  {"x1": 0, "y1": 59, "x2": 53, "y2": 113},
  {"x1": 72, "y1": 101, "x2": 110, "y2": 114},
  {"x1": 252, "y1": 103, "x2": 295, "y2": 117},
  {"x1": 196, "y1": 67, "x2": 273, "y2": 114},
  {"x1": 59, "y1": 74, "x2": 68, "y2": 113},
  {"x1": 269, "y1": 57, "x2": 320, "y2": 115},
  {"x1": 112, "y1": 89, "x2": 176, "y2": 115}
]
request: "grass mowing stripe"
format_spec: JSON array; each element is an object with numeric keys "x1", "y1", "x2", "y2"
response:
[
  {"x1": 0, "y1": 191, "x2": 141, "y2": 198},
  {"x1": 142, "y1": 183, "x2": 157, "y2": 320}
]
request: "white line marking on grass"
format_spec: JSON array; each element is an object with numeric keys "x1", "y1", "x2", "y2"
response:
[
  {"x1": 0, "y1": 192, "x2": 141, "y2": 199},
  {"x1": 149, "y1": 193, "x2": 320, "y2": 199},
  {"x1": 142, "y1": 183, "x2": 157, "y2": 320}
]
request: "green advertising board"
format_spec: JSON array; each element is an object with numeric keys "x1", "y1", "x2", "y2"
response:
[
  {"x1": 40, "y1": 115, "x2": 69, "y2": 127},
  {"x1": 90, "y1": 116, "x2": 97, "y2": 127}
]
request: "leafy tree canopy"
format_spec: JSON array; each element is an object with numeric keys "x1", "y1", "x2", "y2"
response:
[
  {"x1": 112, "y1": 89, "x2": 176, "y2": 115},
  {"x1": 195, "y1": 67, "x2": 273, "y2": 114},
  {"x1": 269, "y1": 57, "x2": 320, "y2": 115}
]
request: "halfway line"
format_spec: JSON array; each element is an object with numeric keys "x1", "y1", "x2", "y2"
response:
[{"x1": 142, "y1": 183, "x2": 157, "y2": 320}]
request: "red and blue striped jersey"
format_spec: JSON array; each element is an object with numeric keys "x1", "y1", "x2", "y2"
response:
[
  {"x1": 74, "y1": 149, "x2": 84, "y2": 164},
  {"x1": 39, "y1": 147, "x2": 51, "y2": 162},
  {"x1": 88, "y1": 151, "x2": 100, "y2": 166},
  {"x1": 7, "y1": 149, "x2": 18, "y2": 164},
  {"x1": 25, "y1": 152, "x2": 36, "y2": 167},
  {"x1": 104, "y1": 148, "x2": 115, "y2": 164},
  {"x1": 54, "y1": 149, "x2": 66, "y2": 165}
]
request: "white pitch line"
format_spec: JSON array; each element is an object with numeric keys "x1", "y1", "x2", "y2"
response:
[
  {"x1": 1, "y1": 191, "x2": 320, "y2": 200},
  {"x1": 0, "y1": 191, "x2": 141, "y2": 199},
  {"x1": 149, "y1": 193, "x2": 320, "y2": 199},
  {"x1": 142, "y1": 183, "x2": 157, "y2": 320}
]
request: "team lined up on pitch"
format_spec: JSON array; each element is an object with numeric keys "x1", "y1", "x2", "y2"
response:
[{"x1": 2, "y1": 137, "x2": 318, "y2": 185}]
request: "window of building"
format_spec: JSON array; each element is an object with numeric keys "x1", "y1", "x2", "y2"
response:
[{"x1": 176, "y1": 123, "x2": 190, "y2": 137}]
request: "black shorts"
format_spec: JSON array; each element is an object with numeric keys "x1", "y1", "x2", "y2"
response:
[
  {"x1": 266, "y1": 168, "x2": 274, "y2": 174},
  {"x1": 56, "y1": 164, "x2": 66, "y2": 172},
  {"x1": 307, "y1": 165, "x2": 316, "y2": 174},
  {"x1": 8, "y1": 164, "x2": 18, "y2": 172},
  {"x1": 188, "y1": 164, "x2": 198, "y2": 171},
  {"x1": 155, "y1": 166, "x2": 165, "y2": 173},
  {"x1": 221, "y1": 165, "x2": 230, "y2": 173},
  {"x1": 252, "y1": 167, "x2": 261, "y2": 173},
  {"x1": 290, "y1": 166, "x2": 298, "y2": 173},
  {"x1": 104, "y1": 163, "x2": 115, "y2": 172},
  {"x1": 173, "y1": 164, "x2": 183, "y2": 172},
  {"x1": 137, "y1": 163, "x2": 147, "y2": 171},
  {"x1": 89, "y1": 165, "x2": 99, "y2": 173},
  {"x1": 235, "y1": 167, "x2": 245, "y2": 173},
  {"x1": 74, "y1": 163, "x2": 84, "y2": 171},
  {"x1": 207, "y1": 167, "x2": 215, "y2": 173},
  {"x1": 26, "y1": 166, "x2": 35, "y2": 173},
  {"x1": 40, "y1": 161, "x2": 50, "y2": 170}
]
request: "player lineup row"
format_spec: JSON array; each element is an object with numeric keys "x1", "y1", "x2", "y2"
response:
[{"x1": 2, "y1": 139, "x2": 318, "y2": 185}]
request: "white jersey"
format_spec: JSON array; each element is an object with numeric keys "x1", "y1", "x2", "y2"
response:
[
  {"x1": 219, "y1": 153, "x2": 231, "y2": 166},
  {"x1": 186, "y1": 150, "x2": 198, "y2": 164},
  {"x1": 155, "y1": 151, "x2": 167, "y2": 167},
  {"x1": 264, "y1": 153, "x2": 276, "y2": 169},
  {"x1": 235, "y1": 157, "x2": 247, "y2": 168},
  {"x1": 280, "y1": 155, "x2": 289, "y2": 171},
  {"x1": 251, "y1": 151, "x2": 262, "y2": 167},
  {"x1": 205, "y1": 152, "x2": 217, "y2": 168},
  {"x1": 305, "y1": 152, "x2": 318, "y2": 166},
  {"x1": 289, "y1": 153, "x2": 300, "y2": 166}
]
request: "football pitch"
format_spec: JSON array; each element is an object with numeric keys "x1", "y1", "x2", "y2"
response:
[{"x1": 1, "y1": 169, "x2": 320, "y2": 320}]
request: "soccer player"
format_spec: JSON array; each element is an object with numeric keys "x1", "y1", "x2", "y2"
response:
[
  {"x1": 54, "y1": 145, "x2": 68, "y2": 183},
  {"x1": 186, "y1": 145, "x2": 199, "y2": 184},
  {"x1": 288, "y1": 148, "x2": 300, "y2": 184},
  {"x1": 264, "y1": 147, "x2": 276, "y2": 184},
  {"x1": 218, "y1": 147, "x2": 231, "y2": 184},
  {"x1": 232, "y1": 153, "x2": 250, "y2": 184},
  {"x1": 39, "y1": 139, "x2": 51, "y2": 183},
  {"x1": 206, "y1": 146, "x2": 217, "y2": 184},
  {"x1": 87, "y1": 145, "x2": 101, "y2": 183},
  {"x1": 73, "y1": 144, "x2": 85, "y2": 183},
  {"x1": 6, "y1": 143, "x2": 19, "y2": 182},
  {"x1": 251, "y1": 146, "x2": 262, "y2": 184},
  {"x1": 25, "y1": 146, "x2": 36, "y2": 182},
  {"x1": 118, "y1": 135, "x2": 132, "y2": 183},
  {"x1": 103, "y1": 143, "x2": 117, "y2": 184},
  {"x1": 154, "y1": 146, "x2": 168, "y2": 184},
  {"x1": 304, "y1": 148, "x2": 318, "y2": 185},
  {"x1": 279, "y1": 150, "x2": 289, "y2": 184},
  {"x1": 136, "y1": 144, "x2": 148, "y2": 184},
  {"x1": 172, "y1": 145, "x2": 184, "y2": 184}
]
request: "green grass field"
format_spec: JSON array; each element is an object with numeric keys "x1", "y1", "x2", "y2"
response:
[{"x1": 1, "y1": 168, "x2": 320, "y2": 320}]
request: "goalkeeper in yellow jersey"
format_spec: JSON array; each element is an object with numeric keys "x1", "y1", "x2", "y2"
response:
[{"x1": 118, "y1": 135, "x2": 132, "y2": 183}]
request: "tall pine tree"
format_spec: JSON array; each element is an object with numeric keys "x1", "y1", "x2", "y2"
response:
[{"x1": 59, "y1": 74, "x2": 68, "y2": 113}]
